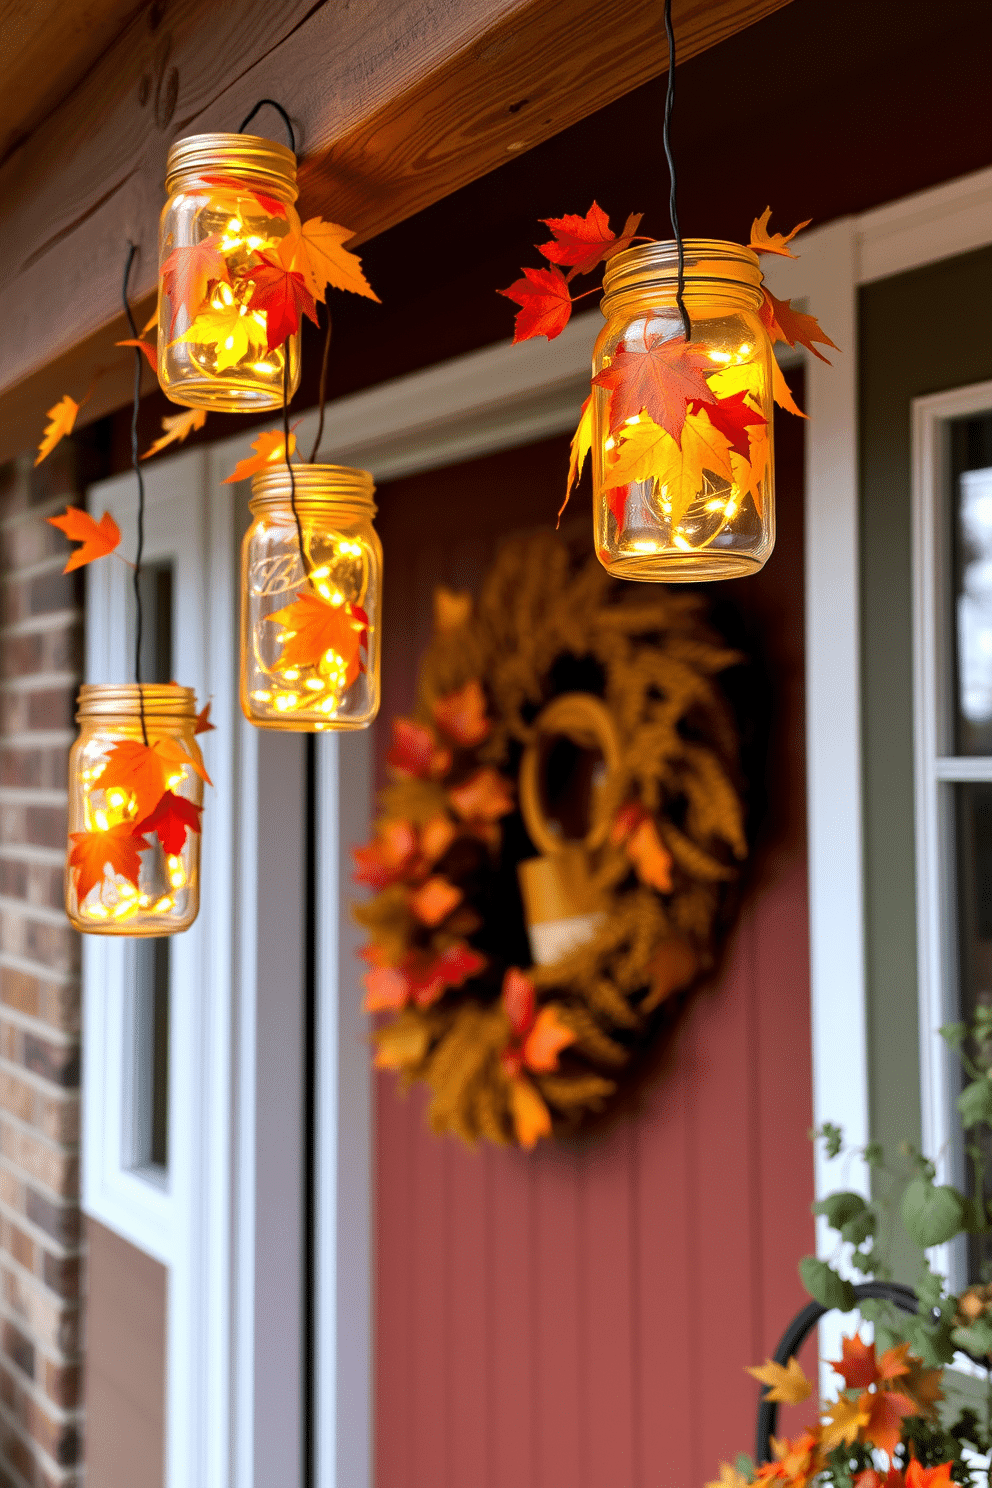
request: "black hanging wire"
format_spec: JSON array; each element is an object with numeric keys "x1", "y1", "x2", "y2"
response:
[
  {"x1": 238, "y1": 98, "x2": 296, "y2": 152},
  {"x1": 662, "y1": 0, "x2": 690, "y2": 342},
  {"x1": 283, "y1": 354, "x2": 311, "y2": 589},
  {"x1": 122, "y1": 244, "x2": 149, "y2": 746},
  {"x1": 308, "y1": 310, "x2": 333, "y2": 463}
]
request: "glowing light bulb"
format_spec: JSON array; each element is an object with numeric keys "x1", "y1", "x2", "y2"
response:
[
  {"x1": 708, "y1": 350, "x2": 731, "y2": 364},
  {"x1": 94, "y1": 810, "x2": 109, "y2": 831},
  {"x1": 673, "y1": 533, "x2": 692, "y2": 551}
]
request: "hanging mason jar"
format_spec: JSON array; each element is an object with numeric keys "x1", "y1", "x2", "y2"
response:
[
  {"x1": 66, "y1": 685, "x2": 206, "y2": 935},
  {"x1": 241, "y1": 464, "x2": 382, "y2": 731},
  {"x1": 158, "y1": 133, "x2": 301, "y2": 411},
  {"x1": 592, "y1": 239, "x2": 775, "y2": 581}
]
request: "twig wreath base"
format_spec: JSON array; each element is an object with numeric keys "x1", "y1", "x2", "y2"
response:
[{"x1": 353, "y1": 532, "x2": 749, "y2": 1148}]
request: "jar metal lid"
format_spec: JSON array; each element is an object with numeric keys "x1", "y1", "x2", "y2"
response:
[
  {"x1": 601, "y1": 238, "x2": 762, "y2": 314},
  {"x1": 165, "y1": 132, "x2": 298, "y2": 200},
  {"x1": 250, "y1": 462, "x2": 377, "y2": 515},
  {"x1": 76, "y1": 683, "x2": 197, "y2": 721}
]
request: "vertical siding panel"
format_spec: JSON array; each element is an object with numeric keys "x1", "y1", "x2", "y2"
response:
[
  {"x1": 533, "y1": 1152, "x2": 584, "y2": 1488},
  {"x1": 410, "y1": 1102, "x2": 451, "y2": 1488},
  {"x1": 375, "y1": 1073, "x2": 414, "y2": 1488},
  {"x1": 582, "y1": 1127, "x2": 636, "y2": 1488},
  {"x1": 490, "y1": 1154, "x2": 536, "y2": 1488},
  {"x1": 448, "y1": 1145, "x2": 492, "y2": 1488}
]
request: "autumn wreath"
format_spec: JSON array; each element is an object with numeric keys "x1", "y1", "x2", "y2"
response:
[{"x1": 353, "y1": 532, "x2": 748, "y2": 1147}]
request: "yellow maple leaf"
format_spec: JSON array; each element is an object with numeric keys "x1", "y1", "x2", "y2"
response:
[
  {"x1": 142, "y1": 408, "x2": 208, "y2": 460},
  {"x1": 731, "y1": 418, "x2": 770, "y2": 519},
  {"x1": 141, "y1": 306, "x2": 159, "y2": 335},
  {"x1": 602, "y1": 414, "x2": 679, "y2": 488},
  {"x1": 288, "y1": 217, "x2": 380, "y2": 303},
  {"x1": 223, "y1": 428, "x2": 296, "y2": 485},
  {"x1": 559, "y1": 393, "x2": 593, "y2": 525},
  {"x1": 35, "y1": 395, "x2": 80, "y2": 466},
  {"x1": 820, "y1": 1393, "x2": 871, "y2": 1451},
  {"x1": 750, "y1": 207, "x2": 811, "y2": 258},
  {"x1": 174, "y1": 302, "x2": 268, "y2": 371},
  {"x1": 706, "y1": 1466, "x2": 751, "y2": 1488},
  {"x1": 771, "y1": 356, "x2": 807, "y2": 418},
  {"x1": 746, "y1": 1356, "x2": 812, "y2": 1404}
]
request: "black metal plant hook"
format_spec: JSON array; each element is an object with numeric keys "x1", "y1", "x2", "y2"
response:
[
  {"x1": 662, "y1": 0, "x2": 690, "y2": 342},
  {"x1": 122, "y1": 242, "x2": 149, "y2": 746},
  {"x1": 238, "y1": 98, "x2": 296, "y2": 153}
]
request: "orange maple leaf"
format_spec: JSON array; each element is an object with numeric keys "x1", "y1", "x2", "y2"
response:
[
  {"x1": 559, "y1": 393, "x2": 593, "y2": 525},
  {"x1": 859, "y1": 1387, "x2": 917, "y2": 1458},
  {"x1": 36, "y1": 395, "x2": 80, "y2": 466},
  {"x1": 142, "y1": 408, "x2": 207, "y2": 460},
  {"x1": 508, "y1": 1074, "x2": 552, "y2": 1148},
  {"x1": 46, "y1": 507, "x2": 121, "y2": 573},
  {"x1": 877, "y1": 1343, "x2": 912, "y2": 1382},
  {"x1": 364, "y1": 943, "x2": 485, "y2": 1012},
  {"x1": 538, "y1": 202, "x2": 643, "y2": 278},
  {"x1": 160, "y1": 234, "x2": 230, "y2": 334},
  {"x1": 832, "y1": 1334, "x2": 879, "y2": 1391},
  {"x1": 605, "y1": 409, "x2": 735, "y2": 529},
  {"x1": 133, "y1": 789, "x2": 202, "y2": 855},
  {"x1": 626, "y1": 817, "x2": 674, "y2": 892},
  {"x1": 223, "y1": 428, "x2": 296, "y2": 485},
  {"x1": 593, "y1": 332, "x2": 716, "y2": 446},
  {"x1": 449, "y1": 768, "x2": 515, "y2": 822},
  {"x1": 498, "y1": 266, "x2": 573, "y2": 343},
  {"x1": 288, "y1": 217, "x2": 380, "y2": 303},
  {"x1": 265, "y1": 592, "x2": 367, "y2": 685},
  {"x1": 408, "y1": 875, "x2": 463, "y2": 927},
  {"x1": 98, "y1": 737, "x2": 210, "y2": 817},
  {"x1": 248, "y1": 237, "x2": 319, "y2": 350},
  {"x1": 194, "y1": 701, "x2": 215, "y2": 735},
  {"x1": 523, "y1": 1005, "x2": 576, "y2": 1073},
  {"x1": 771, "y1": 356, "x2": 808, "y2": 418},
  {"x1": 749, "y1": 207, "x2": 811, "y2": 258},
  {"x1": 352, "y1": 818, "x2": 419, "y2": 889},
  {"x1": 761, "y1": 287, "x2": 839, "y2": 364},
  {"x1": 432, "y1": 680, "x2": 490, "y2": 747},
  {"x1": 115, "y1": 338, "x2": 157, "y2": 371},
  {"x1": 68, "y1": 824, "x2": 143, "y2": 903},
  {"x1": 905, "y1": 1463, "x2": 954, "y2": 1488},
  {"x1": 386, "y1": 719, "x2": 452, "y2": 779}
]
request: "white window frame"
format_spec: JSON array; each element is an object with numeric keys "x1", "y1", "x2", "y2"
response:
[{"x1": 912, "y1": 378, "x2": 992, "y2": 1288}]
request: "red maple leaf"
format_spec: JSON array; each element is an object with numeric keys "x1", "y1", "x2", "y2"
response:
[
  {"x1": 592, "y1": 333, "x2": 716, "y2": 446},
  {"x1": 352, "y1": 819, "x2": 419, "y2": 889},
  {"x1": 194, "y1": 701, "x2": 215, "y2": 735},
  {"x1": 160, "y1": 234, "x2": 230, "y2": 334},
  {"x1": 691, "y1": 390, "x2": 767, "y2": 461},
  {"x1": 386, "y1": 719, "x2": 452, "y2": 779},
  {"x1": 133, "y1": 790, "x2": 203, "y2": 855},
  {"x1": 832, "y1": 1334, "x2": 879, "y2": 1391},
  {"x1": 859, "y1": 1389, "x2": 917, "y2": 1458},
  {"x1": 364, "y1": 943, "x2": 485, "y2": 1012},
  {"x1": 537, "y1": 202, "x2": 643, "y2": 278},
  {"x1": 68, "y1": 824, "x2": 143, "y2": 903},
  {"x1": 760, "y1": 286, "x2": 839, "y2": 364},
  {"x1": 248, "y1": 238, "x2": 319, "y2": 351},
  {"x1": 432, "y1": 679, "x2": 491, "y2": 747},
  {"x1": 198, "y1": 175, "x2": 288, "y2": 217},
  {"x1": 502, "y1": 967, "x2": 536, "y2": 1037},
  {"x1": 498, "y1": 266, "x2": 572, "y2": 343}
]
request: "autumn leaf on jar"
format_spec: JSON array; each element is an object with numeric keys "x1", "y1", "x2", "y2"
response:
[
  {"x1": 248, "y1": 236, "x2": 319, "y2": 350},
  {"x1": 593, "y1": 332, "x2": 716, "y2": 445},
  {"x1": 223, "y1": 428, "x2": 297, "y2": 485},
  {"x1": 194, "y1": 701, "x2": 215, "y2": 734},
  {"x1": 432, "y1": 679, "x2": 491, "y2": 748},
  {"x1": 408, "y1": 875, "x2": 463, "y2": 928},
  {"x1": 115, "y1": 337, "x2": 157, "y2": 370},
  {"x1": 68, "y1": 823, "x2": 143, "y2": 903},
  {"x1": 265, "y1": 592, "x2": 367, "y2": 686},
  {"x1": 537, "y1": 202, "x2": 643, "y2": 278},
  {"x1": 498, "y1": 265, "x2": 573, "y2": 343},
  {"x1": 692, "y1": 390, "x2": 767, "y2": 461},
  {"x1": 197, "y1": 175, "x2": 288, "y2": 218},
  {"x1": 749, "y1": 207, "x2": 811, "y2": 259},
  {"x1": 132, "y1": 790, "x2": 203, "y2": 856},
  {"x1": 160, "y1": 233, "x2": 231, "y2": 334},
  {"x1": 174, "y1": 296, "x2": 268, "y2": 371},
  {"x1": 760, "y1": 286, "x2": 839, "y2": 364},
  {"x1": 46, "y1": 507, "x2": 121, "y2": 572},
  {"x1": 559, "y1": 393, "x2": 593, "y2": 525},
  {"x1": 287, "y1": 217, "x2": 380, "y2": 303},
  {"x1": 98, "y1": 737, "x2": 211, "y2": 818},
  {"x1": 142, "y1": 408, "x2": 208, "y2": 460},
  {"x1": 36, "y1": 395, "x2": 80, "y2": 466},
  {"x1": 386, "y1": 719, "x2": 452, "y2": 779}
]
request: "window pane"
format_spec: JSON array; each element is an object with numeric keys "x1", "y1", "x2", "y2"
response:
[
  {"x1": 955, "y1": 782, "x2": 992, "y2": 1280},
  {"x1": 950, "y1": 414, "x2": 992, "y2": 755}
]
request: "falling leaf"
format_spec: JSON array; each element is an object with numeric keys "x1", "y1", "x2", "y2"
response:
[
  {"x1": 746, "y1": 1356, "x2": 812, "y2": 1405},
  {"x1": 508, "y1": 1074, "x2": 552, "y2": 1148},
  {"x1": 266, "y1": 591, "x2": 367, "y2": 685},
  {"x1": 502, "y1": 967, "x2": 536, "y2": 1036},
  {"x1": 749, "y1": 207, "x2": 811, "y2": 258},
  {"x1": 626, "y1": 817, "x2": 674, "y2": 892},
  {"x1": 433, "y1": 588, "x2": 472, "y2": 632},
  {"x1": 46, "y1": 508, "x2": 121, "y2": 573},
  {"x1": 223, "y1": 428, "x2": 296, "y2": 484},
  {"x1": 559, "y1": 394, "x2": 593, "y2": 525},
  {"x1": 288, "y1": 217, "x2": 380, "y2": 303},
  {"x1": 523, "y1": 1005, "x2": 576, "y2": 1073},
  {"x1": 116, "y1": 338, "x2": 157, "y2": 371},
  {"x1": 133, "y1": 789, "x2": 203, "y2": 855},
  {"x1": 449, "y1": 767, "x2": 515, "y2": 822},
  {"x1": 537, "y1": 202, "x2": 643, "y2": 277},
  {"x1": 160, "y1": 234, "x2": 230, "y2": 334},
  {"x1": 386, "y1": 719, "x2": 452, "y2": 779},
  {"x1": 432, "y1": 680, "x2": 490, "y2": 747},
  {"x1": 98, "y1": 737, "x2": 209, "y2": 817},
  {"x1": 35, "y1": 395, "x2": 80, "y2": 466},
  {"x1": 820, "y1": 1394, "x2": 872, "y2": 1452},
  {"x1": 832, "y1": 1334, "x2": 879, "y2": 1391},
  {"x1": 68, "y1": 824, "x2": 143, "y2": 902},
  {"x1": 142, "y1": 407, "x2": 208, "y2": 460},
  {"x1": 760, "y1": 287, "x2": 839, "y2": 364},
  {"x1": 593, "y1": 333, "x2": 716, "y2": 446},
  {"x1": 408, "y1": 875, "x2": 463, "y2": 927},
  {"x1": 248, "y1": 236, "x2": 319, "y2": 351},
  {"x1": 498, "y1": 265, "x2": 573, "y2": 343},
  {"x1": 694, "y1": 390, "x2": 767, "y2": 461},
  {"x1": 194, "y1": 701, "x2": 215, "y2": 735},
  {"x1": 770, "y1": 356, "x2": 807, "y2": 418},
  {"x1": 352, "y1": 819, "x2": 419, "y2": 889},
  {"x1": 174, "y1": 300, "x2": 268, "y2": 371}
]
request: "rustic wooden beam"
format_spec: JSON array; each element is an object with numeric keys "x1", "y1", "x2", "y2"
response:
[{"x1": 0, "y1": 0, "x2": 792, "y2": 464}]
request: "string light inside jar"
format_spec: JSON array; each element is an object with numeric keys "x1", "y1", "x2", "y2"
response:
[{"x1": 241, "y1": 464, "x2": 382, "y2": 731}]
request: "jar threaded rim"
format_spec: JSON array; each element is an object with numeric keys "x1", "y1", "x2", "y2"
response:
[
  {"x1": 601, "y1": 238, "x2": 763, "y2": 315},
  {"x1": 250, "y1": 462, "x2": 377, "y2": 515},
  {"x1": 165, "y1": 133, "x2": 297, "y2": 200},
  {"x1": 76, "y1": 684, "x2": 197, "y2": 721}
]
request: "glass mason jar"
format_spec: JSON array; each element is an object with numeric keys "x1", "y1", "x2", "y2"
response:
[
  {"x1": 66, "y1": 685, "x2": 205, "y2": 936},
  {"x1": 592, "y1": 239, "x2": 775, "y2": 581},
  {"x1": 241, "y1": 464, "x2": 382, "y2": 731},
  {"x1": 158, "y1": 133, "x2": 301, "y2": 411}
]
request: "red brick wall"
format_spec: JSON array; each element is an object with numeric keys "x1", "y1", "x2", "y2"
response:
[{"x1": 0, "y1": 448, "x2": 84, "y2": 1487}]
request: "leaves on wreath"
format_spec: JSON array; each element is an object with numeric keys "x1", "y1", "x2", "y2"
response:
[
  {"x1": 432, "y1": 680, "x2": 491, "y2": 748},
  {"x1": 387, "y1": 718, "x2": 452, "y2": 779}
]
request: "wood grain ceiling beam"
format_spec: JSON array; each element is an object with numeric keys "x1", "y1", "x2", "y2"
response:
[{"x1": 0, "y1": 0, "x2": 792, "y2": 464}]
